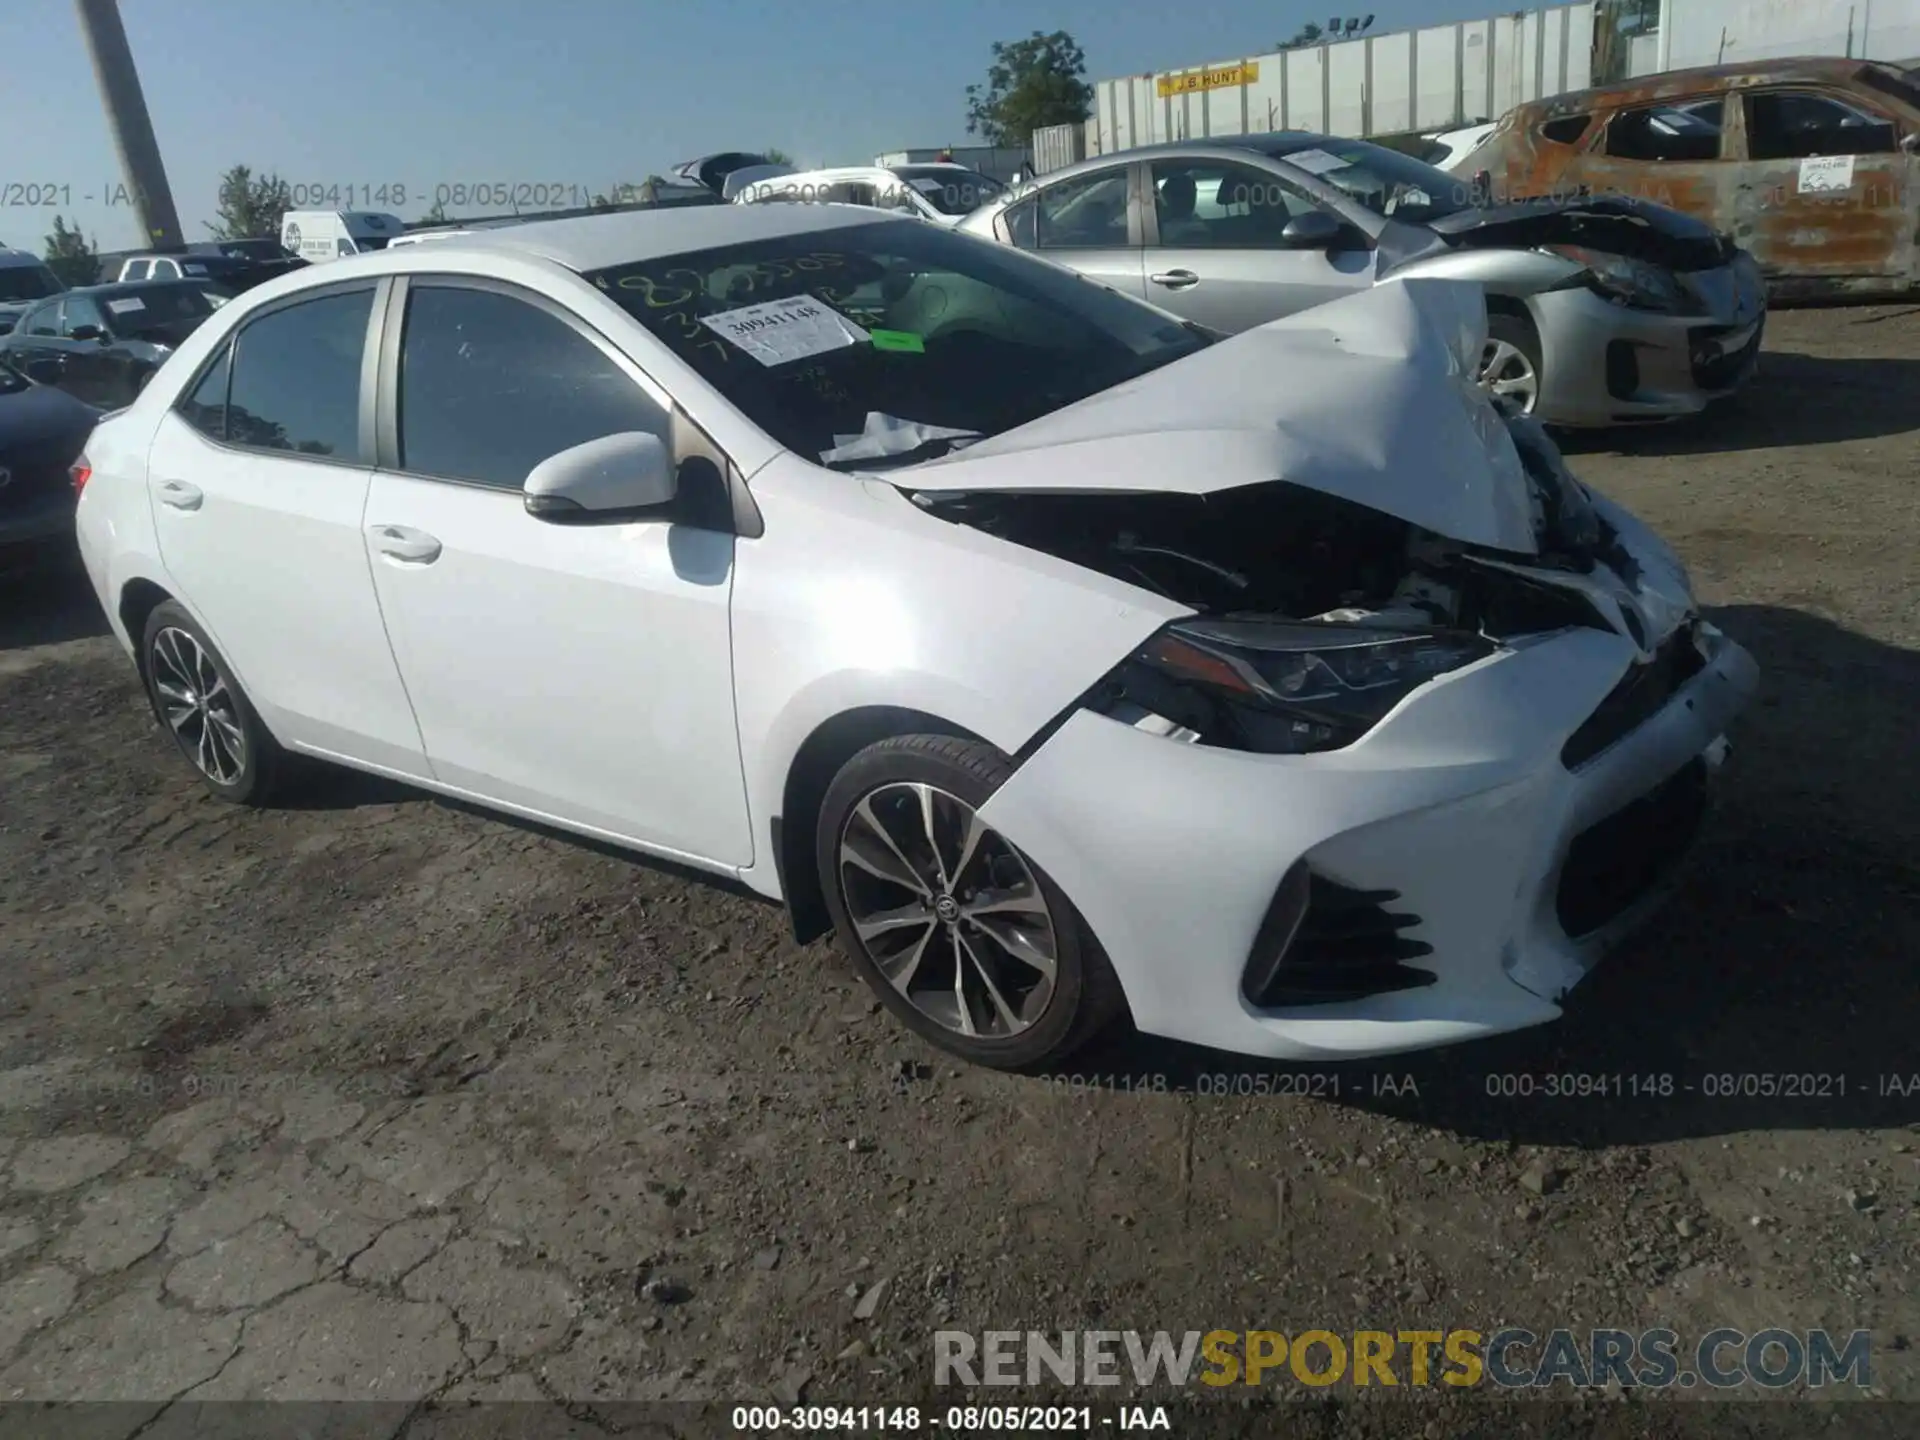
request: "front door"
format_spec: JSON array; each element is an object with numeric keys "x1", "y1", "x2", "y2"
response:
[
  {"x1": 1140, "y1": 158, "x2": 1374, "y2": 332},
  {"x1": 361, "y1": 278, "x2": 752, "y2": 867},
  {"x1": 1733, "y1": 87, "x2": 1916, "y2": 286},
  {"x1": 147, "y1": 281, "x2": 432, "y2": 777},
  {"x1": 58, "y1": 294, "x2": 121, "y2": 406}
]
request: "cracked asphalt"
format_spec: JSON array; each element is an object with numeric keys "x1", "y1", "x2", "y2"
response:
[{"x1": 1, "y1": 304, "x2": 1918, "y2": 1437}]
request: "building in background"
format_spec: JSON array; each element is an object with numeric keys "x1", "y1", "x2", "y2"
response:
[{"x1": 1059, "y1": 0, "x2": 1920, "y2": 169}]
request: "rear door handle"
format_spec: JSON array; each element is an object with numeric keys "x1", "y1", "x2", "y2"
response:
[
  {"x1": 156, "y1": 479, "x2": 203, "y2": 510},
  {"x1": 368, "y1": 524, "x2": 442, "y2": 564},
  {"x1": 1150, "y1": 269, "x2": 1200, "y2": 289}
]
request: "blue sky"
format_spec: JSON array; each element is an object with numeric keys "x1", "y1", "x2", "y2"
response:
[{"x1": 4, "y1": 0, "x2": 1492, "y2": 250}]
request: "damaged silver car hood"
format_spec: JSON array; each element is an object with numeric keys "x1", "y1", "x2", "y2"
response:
[{"x1": 904, "y1": 277, "x2": 1541, "y2": 554}]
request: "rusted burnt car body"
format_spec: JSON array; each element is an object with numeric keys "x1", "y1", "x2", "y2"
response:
[{"x1": 1469, "y1": 58, "x2": 1920, "y2": 299}]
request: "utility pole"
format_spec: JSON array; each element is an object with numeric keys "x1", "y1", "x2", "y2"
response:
[{"x1": 74, "y1": 0, "x2": 184, "y2": 250}]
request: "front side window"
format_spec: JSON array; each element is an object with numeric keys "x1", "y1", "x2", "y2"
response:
[
  {"x1": 586, "y1": 218, "x2": 1209, "y2": 468},
  {"x1": 226, "y1": 289, "x2": 373, "y2": 459},
  {"x1": 1747, "y1": 90, "x2": 1898, "y2": 159},
  {"x1": 1149, "y1": 159, "x2": 1315, "y2": 248},
  {"x1": 398, "y1": 284, "x2": 669, "y2": 490},
  {"x1": 1605, "y1": 98, "x2": 1725, "y2": 161},
  {"x1": 62, "y1": 296, "x2": 105, "y2": 335},
  {"x1": 1034, "y1": 169, "x2": 1130, "y2": 248}
]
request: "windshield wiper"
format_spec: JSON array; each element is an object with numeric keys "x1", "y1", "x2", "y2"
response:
[{"x1": 821, "y1": 434, "x2": 980, "y2": 472}]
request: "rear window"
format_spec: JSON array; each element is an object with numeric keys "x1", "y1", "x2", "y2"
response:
[{"x1": 586, "y1": 219, "x2": 1208, "y2": 468}]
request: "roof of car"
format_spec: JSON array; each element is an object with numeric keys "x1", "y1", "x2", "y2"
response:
[
  {"x1": 1515, "y1": 55, "x2": 1881, "y2": 114},
  {"x1": 68, "y1": 278, "x2": 220, "y2": 297},
  {"x1": 0, "y1": 249, "x2": 54, "y2": 268},
  {"x1": 426, "y1": 203, "x2": 905, "y2": 271}
]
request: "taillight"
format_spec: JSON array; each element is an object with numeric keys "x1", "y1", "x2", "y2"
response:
[{"x1": 70, "y1": 457, "x2": 91, "y2": 495}]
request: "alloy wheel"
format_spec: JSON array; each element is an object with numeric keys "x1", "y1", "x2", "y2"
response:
[
  {"x1": 837, "y1": 781, "x2": 1059, "y2": 1040},
  {"x1": 1479, "y1": 337, "x2": 1540, "y2": 412},
  {"x1": 149, "y1": 626, "x2": 248, "y2": 785}
]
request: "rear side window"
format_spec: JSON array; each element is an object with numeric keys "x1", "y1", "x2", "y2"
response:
[
  {"x1": 1035, "y1": 169, "x2": 1130, "y2": 248},
  {"x1": 178, "y1": 342, "x2": 233, "y2": 440},
  {"x1": 1605, "y1": 99, "x2": 1725, "y2": 161},
  {"x1": 123, "y1": 260, "x2": 151, "y2": 281},
  {"x1": 226, "y1": 289, "x2": 373, "y2": 460},
  {"x1": 1541, "y1": 114, "x2": 1592, "y2": 144},
  {"x1": 397, "y1": 284, "x2": 669, "y2": 490}
]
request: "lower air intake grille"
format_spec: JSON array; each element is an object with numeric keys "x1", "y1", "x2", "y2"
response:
[
  {"x1": 1556, "y1": 757, "x2": 1709, "y2": 938},
  {"x1": 1242, "y1": 865, "x2": 1435, "y2": 1009}
]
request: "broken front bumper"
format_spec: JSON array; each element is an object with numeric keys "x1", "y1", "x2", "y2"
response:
[
  {"x1": 977, "y1": 618, "x2": 1757, "y2": 1062},
  {"x1": 1530, "y1": 255, "x2": 1767, "y2": 427}
]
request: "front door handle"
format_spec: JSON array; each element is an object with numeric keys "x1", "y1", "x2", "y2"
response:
[
  {"x1": 156, "y1": 479, "x2": 203, "y2": 510},
  {"x1": 1150, "y1": 269, "x2": 1200, "y2": 289},
  {"x1": 369, "y1": 524, "x2": 442, "y2": 564}
]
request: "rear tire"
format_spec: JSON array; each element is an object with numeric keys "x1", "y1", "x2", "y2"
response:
[
  {"x1": 816, "y1": 734, "x2": 1125, "y2": 1071},
  {"x1": 139, "y1": 600, "x2": 289, "y2": 805}
]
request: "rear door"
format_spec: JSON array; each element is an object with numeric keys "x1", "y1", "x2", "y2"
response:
[
  {"x1": 1006, "y1": 162, "x2": 1144, "y2": 300},
  {"x1": 146, "y1": 279, "x2": 431, "y2": 776},
  {"x1": 1571, "y1": 91, "x2": 1735, "y2": 225},
  {"x1": 1140, "y1": 158, "x2": 1374, "y2": 332},
  {"x1": 1733, "y1": 86, "x2": 1915, "y2": 286}
]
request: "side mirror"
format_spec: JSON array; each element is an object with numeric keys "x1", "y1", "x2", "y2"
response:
[
  {"x1": 69, "y1": 324, "x2": 106, "y2": 342},
  {"x1": 1278, "y1": 210, "x2": 1346, "y2": 250},
  {"x1": 523, "y1": 431, "x2": 677, "y2": 522}
]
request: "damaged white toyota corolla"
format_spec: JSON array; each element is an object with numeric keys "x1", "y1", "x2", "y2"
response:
[{"x1": 71, "y1": 205, "x2": 1757, "y2": 1069}]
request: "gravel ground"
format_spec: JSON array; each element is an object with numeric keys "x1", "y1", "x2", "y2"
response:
[{"x1": 1, "y1": 303, "x2": 1917, "y2": 1437}]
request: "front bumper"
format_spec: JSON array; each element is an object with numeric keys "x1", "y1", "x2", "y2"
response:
[
  {"x1": 977, "y1": 616, "x2": 1757, "y2": 1061},
  {"x1": 1529, "y1": 257, "x2": 1767, "y2": 427}
]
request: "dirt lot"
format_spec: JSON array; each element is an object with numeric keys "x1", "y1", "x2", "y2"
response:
[{"x1": 2, "y1": 304, "x2": 1917, "y2": 1437}]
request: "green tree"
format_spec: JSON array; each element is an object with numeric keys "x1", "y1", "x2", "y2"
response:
[
  {"x1": 42, "y1": 215, "x2": 100, "y2": 287},
  {"x1": 763, "y1": 147, "x2": 794, "y2": 165},
  {"x1": 964, "y1": 30, "x2": 1094, "y2": 148},
  {"x1": 208, "y1": 165, "x2": 293, "y2": 240},
  {"x1": 416, "y1": 199, "x2": 449, "y2": 226},
  {"x1": 1281, "y1": 22, "x2": 1325, "y2": 49}
]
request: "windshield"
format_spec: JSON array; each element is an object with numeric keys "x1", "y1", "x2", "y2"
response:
[
  {"x1": 1265, "y1": 136, "x2": 1474, "y2": 221},
  {"x1": 1859, "y1": 62, "x2": 1920, "y2": 111},
  {"x1": 889, "y1": 166, "x2": 1006, "y2": 216},
  {"x1": 587, "y1": 219, "x2": 1209, "y2": 467},
  {"x1": 105, "y1": 285, "x2": 215, "y2": 338},
  {"x1": 0, "y1": 264, "x2": 63, "y2": 303}
]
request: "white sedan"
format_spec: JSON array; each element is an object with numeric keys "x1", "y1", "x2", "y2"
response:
[{"x1": 71, "y1": 204, "x2": 1756, "y2": 1070}]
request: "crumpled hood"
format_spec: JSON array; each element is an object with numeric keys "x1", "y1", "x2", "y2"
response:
[
  {"x1": 902, "y1": 277, "x2": 1541, "y2": 554},
  {"x1": 1427, "y1": 194, "x2": 1729, "y2": 271}
]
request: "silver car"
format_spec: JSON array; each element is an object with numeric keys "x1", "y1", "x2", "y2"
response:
[{"x1": 957, "y1": 133, "x2": 1767, "y2": 427}]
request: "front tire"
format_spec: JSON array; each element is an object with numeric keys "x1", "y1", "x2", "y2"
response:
[
  {"x1": 140, "y1": 600, "x2": 288, "y2": 805},
  {"x1": 816, "y1": 734, "x2": 1124, "y2": 1071},
  {"x1": 1480, "y1": 312, "x2": 1542, "y2": 415}
]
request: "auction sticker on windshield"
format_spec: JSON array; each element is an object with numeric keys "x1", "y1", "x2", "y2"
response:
[
  {"x1": 1287, "y1": 149, "x2": 1350, "y2": 176},
  {"x1": 106, "y1": 298, "x2": 146, "y2": 314},
  {"x1": 699, "y1": 295, "x2": 869, "y2": 367},
  {"x1": 1797, "y1": 154, "x2": 1855, "y2": 193}
]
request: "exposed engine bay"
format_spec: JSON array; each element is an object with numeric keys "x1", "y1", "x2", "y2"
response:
[{"x1": 909, "y1": 478, "x2": 1623, "y2": 641}]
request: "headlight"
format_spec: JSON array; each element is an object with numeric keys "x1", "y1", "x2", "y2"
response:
[
  {"x1": 1547, "y1": 244, "x2": 1696, "y2": 314},
  {"x1": 1093, "y1": 618, "x2": 1497, "y2": 755}
]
